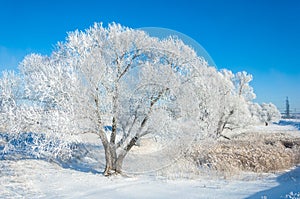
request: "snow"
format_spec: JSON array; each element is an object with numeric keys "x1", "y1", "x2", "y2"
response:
[
  {"x1": 1, "y1": 122, "x2": 300, "y2": 198},
  {"x1": 222, "y1": 121, "x2": 300, "y2": 139},
  {"x1": 0, "y1": 160, "x2": 299, "y2": 198}
]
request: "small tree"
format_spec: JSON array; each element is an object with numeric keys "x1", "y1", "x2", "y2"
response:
[
  {"x1": 191, "y1": 68, "x2": 256, "y2": 139},
  {"x1": 209, "y1": 69, "x2": 253, "y2": 138},
  {"x1": 248, "y1": 102, "x2": 281, "y2": 125},
  {"x1": 248, "y1": 102, "x2": 263, "y2": 124},
  {"x1": 260, "y1": 103, "x2": 281, "y2": 124}
]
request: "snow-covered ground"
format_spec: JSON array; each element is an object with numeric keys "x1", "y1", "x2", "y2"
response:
[
  {"x1": 1, "y1": 120, "x2": 300, "y2": 199},
  {"x1": 0, "y1": 159, "x2": 299, "y2": 199}
]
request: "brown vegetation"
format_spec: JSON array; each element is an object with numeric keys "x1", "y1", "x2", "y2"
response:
[{"x1": 191, "y1": 132, "x2": 300, "y2": 174}]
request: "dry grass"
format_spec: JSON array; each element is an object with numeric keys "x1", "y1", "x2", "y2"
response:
[{"x1": 191, "y1": 132, "x2": 300, "y2": 174}]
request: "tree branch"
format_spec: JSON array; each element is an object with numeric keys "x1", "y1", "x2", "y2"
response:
[
  {"x1": 122, "y1": 87, "x2": 169, "y2": 151},
  {"x1": 117, "y1": 53, "x2": 139, "y2": 82}
]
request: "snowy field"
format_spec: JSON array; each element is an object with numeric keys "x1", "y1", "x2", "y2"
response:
[
  {"x1": 0, "y1": 159, "x2": 299, "y2": 199},
  {"x1": 0, "y1": 120, "x2": 300, "y2": 199}
]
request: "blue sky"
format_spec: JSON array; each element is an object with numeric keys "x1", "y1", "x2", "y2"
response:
[{"x1": 0, "y1": 0, "x2": 299, "y2": 111}]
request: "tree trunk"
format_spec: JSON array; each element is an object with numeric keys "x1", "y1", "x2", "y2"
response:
[
  {"x1": 101, "y1": 141, "x2": 120, "y2": 176},
  {"x1": 114, "y1": 136, "x2": 139, "y2": 174},
  {"x1": 103, "y1": 144, "x2": 113, "y2": 176},
  {"x1": 104, "y1": 146, "x2": 124, "y2": 175},
  {"x1": 97, "y1": 128, "x2": 115, "y2": 176},
  {"x1": 216, "y1": 110, "x2": 234, "y2": 138},
  {"x1": 115, "y1": 151, "x2": 127, "y2": 174}
]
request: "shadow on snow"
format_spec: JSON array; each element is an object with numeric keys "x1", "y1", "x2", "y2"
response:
[
  {"x1": 246, "y1": 166, "x2": 300, "y2": 199},
  {"x1": 277, "y1": 120, "x2": 300, "y2": 130}
]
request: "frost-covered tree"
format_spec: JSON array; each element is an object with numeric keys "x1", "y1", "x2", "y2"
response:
[
  {"x1": 184, "y1": 66, "x2": 257, "y2": 139},
  {"x1": 259, "y1": 103, "x2": 281, "y2": 124},
  {"x1": 233, "y1": 71, "x2": 256, "y2": 101},
  {"x1": 0, "y1": 71, "x2": 20, "y2": 133},
  {"x1": 248, "y1": 102, "x2": 263, "y2": 123},
  {"x1": 18, "y1": 23, "x2": 203, "y2": 175},
  {"x1": 248, "y1": 102, "x2": 281, "y2": 125},
  {"x1": 202, "y1": 69, "x2": 254, "y2": 138},
  {"x1": 0, "y1": 69, "x2": 79, "y2": 159}
]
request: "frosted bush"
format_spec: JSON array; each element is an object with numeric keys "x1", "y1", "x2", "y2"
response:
[{"x1": 0, "y1": 132, "x2": 85, "y2": 165}]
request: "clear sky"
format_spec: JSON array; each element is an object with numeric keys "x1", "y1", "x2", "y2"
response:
[{"x1": 0, "y1": 0, "x2": 299, "y2": 111}]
